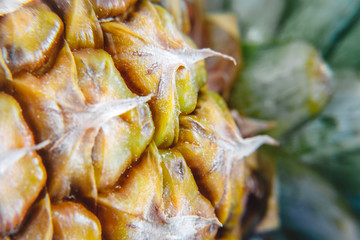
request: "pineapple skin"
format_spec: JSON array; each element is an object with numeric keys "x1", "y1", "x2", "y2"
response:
[{"x1": 0, "y1": 0, "x2": 264, "y2": 239}]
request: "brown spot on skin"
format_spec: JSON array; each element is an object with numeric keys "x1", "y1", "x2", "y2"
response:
[
  {"x1": 174, "y1": 159, "x2": 185, "y2": 179},
  {"x1": 132, "y1": 51, "x2": 152, "y2": 57},
  {"x1": 147, "y1": 63, "x2": 158, "y2": 75}
]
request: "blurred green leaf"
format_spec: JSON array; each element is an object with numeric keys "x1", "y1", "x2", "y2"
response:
[
  {"x1": 275, "y1": 150, "x2": 359, "y2": 240},
  {"x1": 229, "y1": 0, "x2": 285, "y2": 44},
  {"x1": 278, "y1": 0, "x2": 360, "y2": 54},
  {"x1": 229, "y1": 41, "x2": 332, "y2": 138},
  {"x1": 286, "y1": 71, "x2": 360, "y2": 216}
]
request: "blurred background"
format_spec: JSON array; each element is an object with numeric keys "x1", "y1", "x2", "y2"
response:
[{"x1": 169, "y1": 0, "x2": 360, "y2": 239}]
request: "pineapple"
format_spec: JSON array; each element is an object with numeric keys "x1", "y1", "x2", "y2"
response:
[{"x1": 0, "y1": 0, "x2": 272, "y2": 239}]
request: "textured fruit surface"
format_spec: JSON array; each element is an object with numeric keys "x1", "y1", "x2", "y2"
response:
[
  {"x1": 0, "y1": 0, "x2": 273, "y2": 239},
  {"x1": 10, "y1": 42, "x2": 154, "y2": 201},
  {"x1": 47, "y1": 0, "x2": 104, "y2": 50},
  {"x1": 101, "y1": 0, "x2": 234, "y2": 148},
  {"x1": 52, "y1": 201, "x2": 102, "y2": 240},
  {"x1": 91, "y1": 0, "x2": 138, "y2": 19},
  {"x1": 0, "y1": 93, "x2": 46, "y2": 236},
  {"x1": 175, "y1": 90, "x2": 275, "y2": 224},
  {"x1": 98, "y1": 143, "x2": 221, "y2": 239},
  {"x1": 12, "y1": 192, "x2": 53, "y2": 240},
  {"x1": 0, "y1": 3, "x2": 63, "y2": 75}
]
